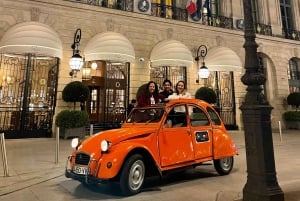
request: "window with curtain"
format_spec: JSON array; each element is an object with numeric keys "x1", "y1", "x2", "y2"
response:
[
  {"x1": 288, "y1": 58, "x2": 300, "y2": 92},
  {"x1": 280, "y1": 0, "x2": 294, "y2": 37},
  {"x1": 251, "y1": 0, "x2": 259, "y2": 26}
]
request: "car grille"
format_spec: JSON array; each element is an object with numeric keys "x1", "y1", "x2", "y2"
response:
[{"x1": 75, "y1": 153, "x2": 90, "y2": 165}]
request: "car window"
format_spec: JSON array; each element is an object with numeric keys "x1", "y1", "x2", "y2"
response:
[
  {"x1": 126, "y1": 108, "x2": 164, "y2": 123},
  {"x1": 207, "y1": 107, "x2": 221, "y2": 125},
  {"x1": 164, "y1": 105, "x2": 187, "y2": 128},
  {"x1": 188, "y1": 105, "x2": 210, "y2": 126}
]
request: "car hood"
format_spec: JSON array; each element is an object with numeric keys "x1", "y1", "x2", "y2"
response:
[{"x1": 77, "y1": 127, "x2": 157, "y2": 153}]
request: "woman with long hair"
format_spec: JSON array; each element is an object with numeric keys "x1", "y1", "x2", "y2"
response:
[{"x1": 137, "y1": 81, "x2": 164, "y2": 107}]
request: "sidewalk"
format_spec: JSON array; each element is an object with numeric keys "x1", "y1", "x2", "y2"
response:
[
  {"x1": 0, "y1": 138, "x2": 70, "y2": 196},
  {"x1": 0, "y1": 130, "x2": 300, "y2": 200}
]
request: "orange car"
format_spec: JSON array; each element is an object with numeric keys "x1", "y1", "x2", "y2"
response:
[{"x1": 65, "y1": 99, "x2": 238, "y2": 195}]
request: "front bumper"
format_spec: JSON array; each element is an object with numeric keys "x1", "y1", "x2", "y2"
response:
[
  {"x1": 65, "y1": 155, "x2": 108, "y2": 185},
  {"x1": 65, "y1": 168, "x2": 104, "y2": 184}
]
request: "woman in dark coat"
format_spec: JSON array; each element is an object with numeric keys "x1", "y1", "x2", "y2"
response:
[{"x1": 137, "y1": 81, "x2": 164, "y2": 107}]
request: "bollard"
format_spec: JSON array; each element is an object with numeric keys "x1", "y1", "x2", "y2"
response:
[
  {"x1": 278, "y1": 121, "x2": 283, "y2": 142},
  {"x1": 90, "y1": 124, "x2": 93, "y2": 136},
  {"x1": 55, "y1": 127, "x2": 59, "y2": 164},
  {"x1": 0, "y1": 133, "x2": 9, "y2": 176}
]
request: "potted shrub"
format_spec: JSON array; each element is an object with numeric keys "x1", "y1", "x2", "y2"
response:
[
  {"x1": 195, "y1": 87, "x2": 217, "y2": 104},
  {"x1": 55, "y1": 110, "x2": 89, "y2": 139},
  {"x1": 195, "y1": 87, "x2": 219, "y2": 113},
  {"x1": 283, "y1": 92, "x2": 300, "y2": 129},
  {"x1": 56, "y1": 81, "x2": 90, "y2": 139}
]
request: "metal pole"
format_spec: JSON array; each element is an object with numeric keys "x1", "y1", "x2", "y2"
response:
[
  {"x1": 90, "y1": 124, "x2": 93, "y2": 136},
  {"x1": 0, "y1": 133, "x2": 9, "y2": 176},
  {"x1": 241, "y1": 0, "x2": 283, "y2": 200},
  {"x1": 279, "y1": 121, "x2": 283, "y2": 142},
  {"x1": 55, "y1": 127, "x2": 59, "y2": 164}
]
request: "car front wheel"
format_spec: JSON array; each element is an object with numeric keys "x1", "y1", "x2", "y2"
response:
[
  {"x1": 120, "y1": 154, "x2": 145, "y2": 196},
  {"x1": 213, "y1": 156, "x2": 234, "y2": 175}
]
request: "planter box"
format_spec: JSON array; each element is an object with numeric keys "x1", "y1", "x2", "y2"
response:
[
  {"x1": 285, "y1": 121, "x2": 300, "y2": 130},
  {"x1": 59, "y1": 127, "x2": 86, "y2": 139}
]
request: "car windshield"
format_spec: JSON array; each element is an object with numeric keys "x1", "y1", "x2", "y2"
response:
[{"x1": 126, "y1": 108, "x2": 165, "y2": 123}]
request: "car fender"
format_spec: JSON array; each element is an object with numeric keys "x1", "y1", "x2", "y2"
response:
[
  {"x1": 96, "y1": 141, "x2": 159, "y2": 179},
  {"x1": 213, "y1": 130, "x2": 238, "y2": 159}
]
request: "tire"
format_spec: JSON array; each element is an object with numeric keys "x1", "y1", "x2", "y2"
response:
[
  {"x1": 120, "y1": 154, "x2": 145, "y2": 196},
  {"x1": 213, "y1": 156, "x2": 234, "y2": 175}
]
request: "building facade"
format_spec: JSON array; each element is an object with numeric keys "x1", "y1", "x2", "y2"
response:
[{"x1": 0, "y1": 0, "x2": 299, "y2": 138}]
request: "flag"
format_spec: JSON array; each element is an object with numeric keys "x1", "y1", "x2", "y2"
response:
[
  {"x1": 186, "y1": 0, "x2": 197, "y2": 15},
  {"x1": 203, "y1": 0, "x2": 211, "y2": 17},
  {"x1": 190, "y1": 0, "x2": 202, "y2": 21}
]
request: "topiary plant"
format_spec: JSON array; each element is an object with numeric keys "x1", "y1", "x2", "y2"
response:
[
  {"x1": 62, "y1": 81, "x2": 90, "y2": 110},
  {"x1": 287, "y1": 92, "x2": 300, "y2": 110},
  {"x1": 195, "y1": 87, "x2": 217, "y2": 104}
]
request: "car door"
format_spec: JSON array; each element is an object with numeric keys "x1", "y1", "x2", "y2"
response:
[
  {"x1": 158, "y1": 104, "x2": 193, "y2": 167},
  {"x1": 188, "y1": 104, "x2": 213, "y2": 160}
]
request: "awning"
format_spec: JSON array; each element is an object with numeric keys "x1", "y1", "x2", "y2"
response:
[
  {"x1": 205, "y1": 46, "x2": 242, "y2": 72},
  {"x1": 84, "y1": 31, "x2": 135, "y2": 62},
  {"x1": 150, "y1": 39, "x2": 193, "y2": 67},
  {"x1": 0, "y1": 21, "x2": 63, "y2": 58}
]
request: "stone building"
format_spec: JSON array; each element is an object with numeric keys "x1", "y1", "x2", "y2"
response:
[{"x1": 0, "y1": 0, "x2": 299, "y2": 138}]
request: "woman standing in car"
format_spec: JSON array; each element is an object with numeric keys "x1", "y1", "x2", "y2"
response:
[
  {"x1": 137, "y1": 81, "x2": 164, "y2": 107},
  {"x1": 168, "y1": 80, "x2": 191, "y2": 100}
]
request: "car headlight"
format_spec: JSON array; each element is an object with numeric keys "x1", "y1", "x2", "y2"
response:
[
  {"x1": 71, "y1": 138, "x2": 79, "y2": 149},
  {"x1": 101, "y1": 140, "x2": 111, "y2": 152}
]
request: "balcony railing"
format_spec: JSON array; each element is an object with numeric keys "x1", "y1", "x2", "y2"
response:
[
  {"x1": 66, "y1": 1, "x2": 300, "y2": 39},
  {"x1": 66, "y1": 0, "x2": 235, "y2": 30},
  {"x1": 256, "y1": 23, "x2": 272, "y2": 36},
  {"x1": 283, "y1": 29, "x2": 300, "y2": 41}
]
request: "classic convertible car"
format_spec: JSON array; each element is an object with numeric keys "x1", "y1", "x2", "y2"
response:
[{"x1": 65, "y1": 99, "x2": 238, "y2": 196}]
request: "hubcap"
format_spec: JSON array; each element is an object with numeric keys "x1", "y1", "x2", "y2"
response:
[
  {"x1": 220, "y1": 157, "x2": 232, "y2": 171},
  {"x1": 129, "y1": 160, "x2": 145, "y2": 190}
]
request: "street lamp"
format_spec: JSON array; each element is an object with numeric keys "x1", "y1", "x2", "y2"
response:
[
  {"x1": 195, "y1": 45, "x2": 209, "y2": 80},
  {"x1": 241, "y1": 1, "x2": 284, "y2": 201},
  {"x1": 69, "y1": 28, "x2": 84, "y2": 77}
]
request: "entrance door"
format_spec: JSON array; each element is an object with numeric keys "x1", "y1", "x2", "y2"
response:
[
  {"x1": 83, "y1": 61, "x2": 129, "y2": 129},
  {"x1": 103, "y1": 63, "x2": 129, "y2": 127},
  {"x1": 0, "y1": 53, "x2": 59, "y2": 138},
  {"x1": 205, "y1": 71, "x2": 237, "y2": 130}
]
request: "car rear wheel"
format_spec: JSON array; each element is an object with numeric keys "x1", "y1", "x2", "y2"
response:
[
  {"x1": 213, "y1": 156, "x2": 234, "y2": 175},
  {"x1": 120, "y1": 154, "x2": 145, "y2": 196}
]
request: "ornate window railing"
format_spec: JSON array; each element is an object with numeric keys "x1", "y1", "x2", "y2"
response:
[
  {"x1": 214, "y1": 16, "x2": 233, "y2": 29},
  {"x1": 256, "y1": 23, "x2": 272, "y2": 36},
  {"x1": 282, "y1": 29, "x2": 300, "y2": 41},
  {"x1": 151, "y1": 3, "x2": 188, "y2": 22}
]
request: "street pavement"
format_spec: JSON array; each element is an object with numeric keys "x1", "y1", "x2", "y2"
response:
[{"x1": 0, "y1": 129, "x2": 300, "y2": 201}]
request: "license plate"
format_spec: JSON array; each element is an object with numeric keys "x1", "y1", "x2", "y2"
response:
[{"x1": 73, "y1": 165, "x2": 88, "y2": 175}]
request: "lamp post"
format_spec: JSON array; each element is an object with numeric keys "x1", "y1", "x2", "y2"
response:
[
  {"x1": 241, "y1": 1, "x2": 284, "y2": 201},
  {"x1": 195, "y1": 45, "x2": 209, "y2": 81},
  {"x1": 69, "y1": 28, "x2": 84, "y2": 77}
]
